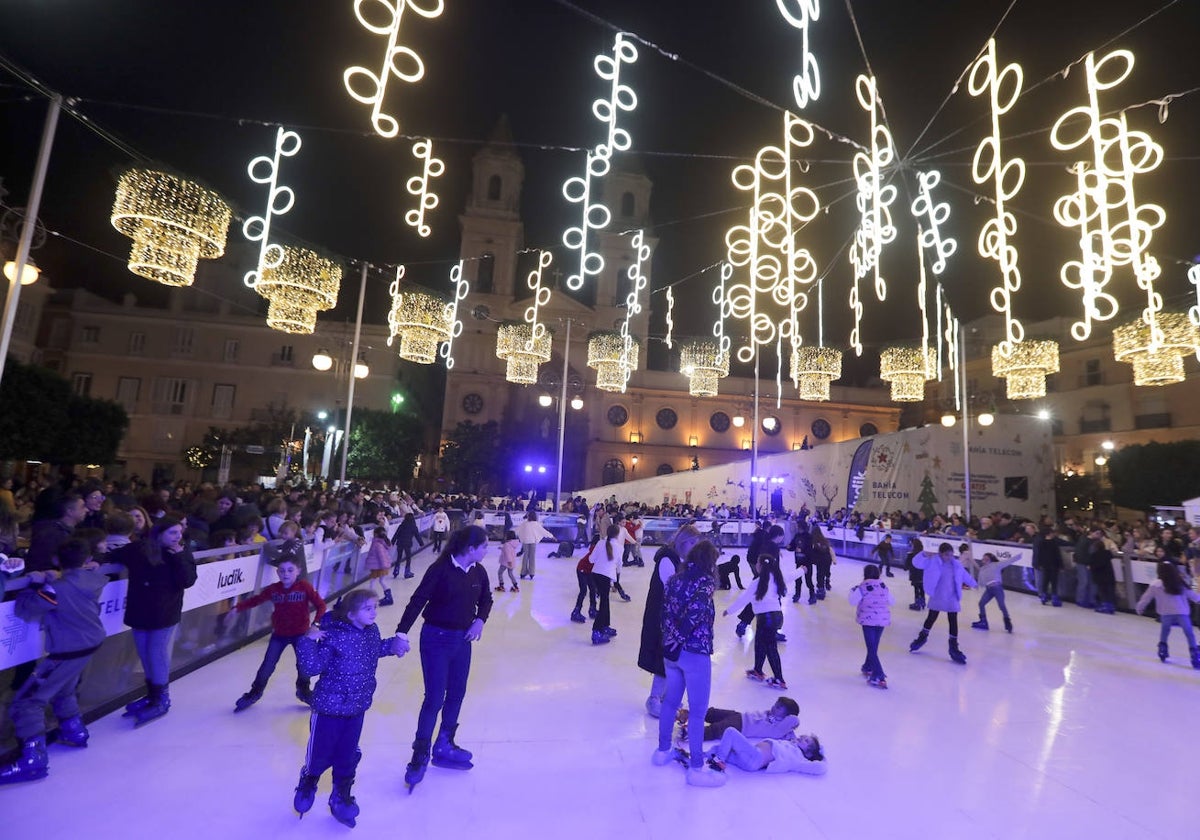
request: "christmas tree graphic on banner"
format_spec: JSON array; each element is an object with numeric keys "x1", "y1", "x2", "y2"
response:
[{"x1": 917, "y1": 472, "x2": 938, "y2": 520}]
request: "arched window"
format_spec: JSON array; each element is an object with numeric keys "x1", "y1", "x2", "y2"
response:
[
  {"x1": 487, "y1": 174, "x2": 502, "y2": 201},
  {"x1": 477, "y1": 252, "x2": 495, "y2": 293},
  {"x1": 602, "y1": 458, "x2": 626, "y2": 485},
  {"x1": 656, "y1": 463, "x2": 674, "y2": 476},
  {"x1": 620, "y1": 191, "x2": 636, "y2": 218}
]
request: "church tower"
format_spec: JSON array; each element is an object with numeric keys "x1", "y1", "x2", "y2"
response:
[{"x1": 459, "y1": 115, "x2": 525, "y2": 300}]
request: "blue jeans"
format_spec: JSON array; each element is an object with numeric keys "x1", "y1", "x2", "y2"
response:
[
  {"x1": 978, "y1": 584, "x2": 1009, "y2": 618},
  {"x1": 1159, "y1": 614, "x2": 1198, "y2": 648},
  {"x1": 1075, "y1": 564, "x2": 1094, "y2": 606},
  {"x1": 861, "y1": 624, "x2": 885, "y2": 680},
  {"x1": 414, "y1": 624, "x2": 472, "y2": 746},
  {"x1": 255, "y1": 633, "x2": 308, "y2": 689},
  {"x1": 659, "y1": 649, "x2": 712, "y2": 768},
  {"x1": 133, "y1": 625, "x2": 177, "y2": 684}
]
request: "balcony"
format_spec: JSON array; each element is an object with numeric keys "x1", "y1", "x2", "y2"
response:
[
  {"x1": 1134, "y1": 412, "x2": 1171, "y2": 430},
  {"x1": 1079, "y1": 417, "x2": 1111, "y2": 434}
]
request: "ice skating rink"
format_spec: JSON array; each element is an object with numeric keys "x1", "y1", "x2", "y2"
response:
[{"x1": 7, "y1": 543, "x2": 1195, "y2": 839}]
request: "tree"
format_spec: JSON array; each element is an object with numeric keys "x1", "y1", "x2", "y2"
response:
[
  {"x1": 1056, "y1": 471, "x2": 1101, "y2": 516},
  {"x1": 439, "y1": 420, "x2": 501, "y2": 494},
  {"x1": 1108, "y1": 441, "x2": 1200, "y2": 512},
  {"x1": 0, "y1": 358, "x2": 128, "y2": 464},
  {"x1": 195, "y1": 405, "x2": 316, "y2": 477},
  {"x1": 346, "y1": 408, "x2": 424, "y2": 482}
]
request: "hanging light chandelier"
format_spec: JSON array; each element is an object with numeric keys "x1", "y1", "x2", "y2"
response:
[
  {"x1": 588, "y1": 331, "x2": 639, "y2": 393},
  {"x1": 496, "y1": 322, "x2": 553, "y2": 385},
  {"x1": 791, "y1": 345, "x2": 842, "y2": 402},
  {"x1": 253, "y1": 246, "x2": 341, "y2": 334},
  {"x1": 991, "y1": 340, "x2": 1060, "y2": 399},
  {"x1": 387, "y1": 287, "x2": 453, "y2": 364},
  {"x1": 879, "y1": 346, "x2": 935, "y2": 402},
  {"x1": 679, "y1": 339, "x2": 729, "y2": 397},
  {"x1": 110, "y1": 168, "x2": 231, "y2": 287},
  {"x1": 1113, "y1": 312, "x2": 1198, "y2": 386}
]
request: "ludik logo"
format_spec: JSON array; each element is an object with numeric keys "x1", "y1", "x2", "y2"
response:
[{"x1": 218, "y1": 568, "x2": 245, "y2": 588}]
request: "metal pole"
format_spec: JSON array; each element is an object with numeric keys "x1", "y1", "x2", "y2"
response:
[
  {"x1": 960, "y1": 325, "x2": 972, "y2": 522},
  {"x1": 554, "y1": 318, "x2": 571, "y2": 512},
  {"x1": 0, "y1": 95, "x2": 61, "y2": 390},
  {"x1": 339, "y1": 262, "x2": 368, "y2": 488},
  {"x1": 750, "y1": 350, "x2": 760, "y2": 516}
]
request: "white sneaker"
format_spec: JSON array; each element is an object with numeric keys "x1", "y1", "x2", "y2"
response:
[
  {"x1": 686, "y1": 765, "x2": 727, "y2": 787},
  {"x1": 651, "y1": 748, "x2": 675, "y2": 766}
]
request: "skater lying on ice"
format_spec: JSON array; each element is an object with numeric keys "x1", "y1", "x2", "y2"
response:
[
  {"x1": 676, "y1": 696, "x2": 800, "y2": 741},
  {"x1": 712, "y1": 729, "x2": 827, "y2": 776}
]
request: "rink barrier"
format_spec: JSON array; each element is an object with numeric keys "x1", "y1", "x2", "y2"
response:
[{"x1": 0, "y1": 513, "x2": 435, "y2": 755}]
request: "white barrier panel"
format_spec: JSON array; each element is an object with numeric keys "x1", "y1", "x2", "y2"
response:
[{"x1": 182, "y1": 553, "x2": 263, "y2": 612}]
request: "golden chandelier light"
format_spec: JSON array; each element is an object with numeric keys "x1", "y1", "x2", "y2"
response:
[
  {"x1": 588, "y1": 331, "x2": 639, "y2": 393},
  {"x1": 991, "y1": 340, "x2": 1060, "y2": 400},
  {"x1": 791, "y1": 346, "x2": 843, "y2": 402},
  {"x1": 679, "y1": 339, "x2": 729, "y2": 397},
  {"x1": 387, "y1": 288, "x2": 453, "y2": 365},
  {"x1": 879, "y1": 346, "x2": 935, "y2": 402},
  {"x1": 1112, "y1": 312, "x2": 1198, "y2": 387},
  {"x1": 253, "y1": 246, "x2": 341, "y2": 334},
  {"x1": 496, "y1": 322, "x2": 553, "y2": 385},
  {"x1": 110, "y1": 168, "x2": 231, "y2": 287}
]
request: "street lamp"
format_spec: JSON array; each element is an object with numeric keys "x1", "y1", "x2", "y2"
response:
[
  {"x1": 311, "y1": 347, "x2": 333, "y2": 371},
  {"x1": 3, "y1": 255, "x2": 39, "y2": 285},
  {"x1": 538, "y1": 394, "x2": 553, "y2": 408},
  {"x1": 631, "y1": 453, "x2": 639, "y2": 478}
]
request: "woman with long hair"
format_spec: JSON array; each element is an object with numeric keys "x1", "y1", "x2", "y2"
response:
[
  {"x1": 395, "y1": 525, "x2": 493, "y2": 791},
  {"x1": 654, "y1": 539, "x2": 724, "y2": 787},
  {"x1": 589, "y1": 524, "x2": 622, "y2": 644},
  {"x1": 638, "y1": 524, "x2": 703, "y2": 716},
  {"x1": 726, "y1": 525, "x2": 798, "y2": 689},
  {"x1": 108, "y1": 516, "x2": 198, "y2": 726},
  {"x1": 1135, "y1": 560, "x2": 1200, "y2": 667}
]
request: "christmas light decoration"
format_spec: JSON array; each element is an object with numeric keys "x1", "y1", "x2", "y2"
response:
[
  {"x1": 849, "y1": 74, "x2": 898, "y2": 320},
  {"x1": 1189, "y1": 264, "x2": 1200, "y2": 359},
  {"x1": 405, "y1": 138, "x2": 444, "y2": 237},
  {"x1": 1051, "y1": 49, "x2": 1165, "y2": 343},
  {"x1": 664, "y1": 288, "x2": 675, "y2": 349},
  {"x1": 791, "y1": 345, "x2": 842, "y2": 401},
  {"x1": 991, "y1": 340, "x2": 1060, "y2": 399},
  {"x1": 243, "y1": 128, "x2": 302, "y2": 292},
  {"x1": 387, "y1": 266, "x2": 453, "y2": 365},
  {"x1": 496, "y1": 322, "x2": 553, "y2": 385},
  {"x1": 343, "y1": 0, "x2": 444, "y2": 138},
  {"x1": 1113, "y1": 311, "x2": 1197, "y2": 386},
  {"x1": 969, "y1": 39, "x2": 1058, "y2": 399},
  {"x1": 725, "y1": 114, "x2": 818, "y2": 363},
  {"x1": 910, "y1": 170, "x2": 956, "y2": 275},
  {"x1": 879, "y1": 346, "x2": 935, "y2": 402},
  {"x1": 110, "y1": 167, "x2": 231, "y2": 287},
  {"x1": 619, "y1": 230, "x2": 651, "y2": 378},
  {"x1": 588, "y1": 330, "x2": 639, "y2": 393},
  {"x1": 561, "y1": 33, "x2": 638, "y2": 292},
  {"x1": 522, "y1": 249, "x2": 553, "y2": 349},
  {"x1": 680, "y1": 339, "x2": 729, "y2": 397},
  {"x1": 776, "y1": 0, "x2": 821, "y2": 109},
  {"x1": 440, "y1": 260, "x2": 468, "y2": 370},
  {"x1": 254, "y1": 245, "x2": 342, "y2": 334}
]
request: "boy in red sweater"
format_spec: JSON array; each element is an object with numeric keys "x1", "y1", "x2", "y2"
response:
[{"x1": 232, "y1": 557, "x2": 327, "y2": 710}]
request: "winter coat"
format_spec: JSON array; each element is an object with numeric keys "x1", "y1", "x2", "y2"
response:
[
  {"x1": 297, "y1": 613, "x2": 397, "y2": 717},
  {"x1": 364, "y1": 538, "x2": 391, "y2": 571},
  {"x1": 848, "y1": 578, "x2": 895, "y2": 627},
  {"x1": 109, "y1": 542, "x2": 198, "y2": 630},
  {"x1": 15, "y1": 567, "x2": 109, "y2": 656},
  {"x1": 499, "y1": 538, "x2": 520, "y2": 569},
  {"x1": 516, "y1": 519, "x2": 554, "y2": 545},
  {"x1": 1031, "y1": 537, "x2": 1063, "y2": 574},
  {"x1": 1136, "y1": 580, "x2": 1200, "y2": 617},
  {"x1": 661, "y1": 570, "x2": 716, "y2": 657},
  {"x1": 912, "y1": 551, "x2": 976, "y2": 613},
  {"x1": 638, "y1": 545, "x2": 678, "y2": 676}
]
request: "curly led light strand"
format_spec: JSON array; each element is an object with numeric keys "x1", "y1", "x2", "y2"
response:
[
  {"x1": 620, "y1": 230, "x2": 651, "y2": 372},
  {"x1": 522, "y1": 249, "x2": 553, "y2": 353},
  {"x1": 910, "y1": 169, "x2": 956, "y2": 275},
  {"x1": 775, "y1": 0, "x2": 821, "y2": 109},
  {"x1": 440, "y1": 260, "x2": 468, "y2": 370},
  {"x1": 849, "y1": 74, "x2": 898, "y2": 306},
  {"x1": 343, "y1": 0, "x2": 444, "y2": 138},
  {"x1": 664, "y1": 287, "x2": 675, "y2": 349},
  {"x1": 405, "y1": 138, "x2": 444, "y2": 238},
  {"x1": 243, "y1": 127, "x2": 301, "y2": 291}
]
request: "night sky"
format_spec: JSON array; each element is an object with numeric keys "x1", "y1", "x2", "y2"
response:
[{"x1": 1, "y1": 0, "x2": 1197, "y2": 383}]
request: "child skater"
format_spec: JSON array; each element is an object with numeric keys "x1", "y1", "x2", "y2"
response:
[
  {"x1": 849, "y1": 564, "x2": 894, "y2": 689},
  {"x1": 590, "y1": 524, "x2": 621, "y2": 644},
  {"x1": 363, "y1": 526, "x2": 394, "y2": 606},
  {"x1": 570, "y1": 533, "x2": 600, "y2": 623},
  {"x1": 1136, "y1": 560, "x2": 1200, "y2": 668},
  {"x1": 712, "y1": 729, "x2": 827, "y2": 777},
  {"x1": 231, "y1": 554, "x2": 327, "y2": 710},
  {"x1": 293, "y1": 590, "x2": 408, "y2": 827},
  {"x1": 725, "y1": 526, "x2": 800, "y2": 690},
  {"x1": 971, "y1": 551, "x2": 1016, "y2": 633},
  {"x1": 0, "y1": 539, "x2": 106, "y2": 785},
  {"x1": 495, "y1": 529, "x2": 520, "y2": 593},
  {"x1": 904, "y1": 537, "x2": 925, "y2": 611},
  {"x1": 677, "y1": 696, "x2": 800, "y2": 742},
  {"x1": 909, "y1": 542, "x2": 978, "y2": 664}
]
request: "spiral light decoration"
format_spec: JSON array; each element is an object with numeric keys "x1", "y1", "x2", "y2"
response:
[
  {"x1": 1113, "y1": 312, "x2": 1197, "y2": 387},
  {"x1": 775, "y1": 0, "x2": 821, "y2": 109},
  {"x1": 110, "y1": 168, "x2": 231, "y2": 287},
  {"x1": 880, "y1": 346, "x2": 935, "y2": 402},
  {"x1": 405, "y1": 138, "x2": 444, "y2": 237}
]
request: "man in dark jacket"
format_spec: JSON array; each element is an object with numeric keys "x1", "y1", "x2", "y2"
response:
[{"x1": 25, "y1": 493, "x2": 86, "y2": 572}]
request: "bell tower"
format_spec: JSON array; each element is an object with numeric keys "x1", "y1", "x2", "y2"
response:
[{"x1": 459, "y1": 115, "x2": 525, "y2": 299}]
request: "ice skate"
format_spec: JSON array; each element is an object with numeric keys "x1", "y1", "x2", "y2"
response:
[
  {"x1": 971, "y1": 617, "x2": 989, "y2": 631},
  {"x1": 328, "y1": 782, "x2": 359, "y2": 827},
  {"x1": 0, "y1": 737, "x2": 48, "y2": 785},
  {"x1": 948, "y1": 636, "x2": 967, "y2": 665},
  {"x1": 1158, "y1": 642, "x2": 1169, "y2": 662},
  {"x1": 378, "y1": 588, "x2": 394, "y2": 607},
  {"x1": 1191, "y1": 646, "x2": 1200, "y2": 670},
  {"x1": 591, "y1": 630, "x2": 610, "y2": 645},
  {"x1": 234, "y1": 684, "x2": 264, "y2": 712},
  {"x1": 134, "y1": 684, "x2": 170, "y2": 727},
  {"x1": 909, "y1": 629, "x2": 929, "y2": 652},
  {"x1": 868, "y1": 676, "x2": 888, "y2": 689},
  {"x1": 293, "y1": 769, "x2": 318, "y2": 817},
  {"x1": 1003, "y1": 615, "x2": 1013, "y2": 633},
  {"x1": 404, "y1": 742, "x2": 430, "y2": 793},
  {"x1": 57, "y1": 715, "x2": 90, "y2": 748},
  {"x1": 431, "y1": 727, "x2": 473, "y2": 770},
  {"x1": 570, "y1": 610, "x2": 587, "y2": 623},
  {"x1": 122, "y1": 681, "x2": 153, "y2": 718}
]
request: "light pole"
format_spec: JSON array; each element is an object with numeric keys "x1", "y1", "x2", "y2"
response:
[
  {"x1": 339, "y1": 262, "x2": 369, "y2": 488},
  {"x1": 552, "y1": 317, "x2": 585, "y2": 512}
]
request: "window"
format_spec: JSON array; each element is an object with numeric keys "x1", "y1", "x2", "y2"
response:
[
  {"x1": 223, "y1": 339, "x2": 239, "y2": 362},
  {"x1": 602, "y1": 458, "x2": 626, "y2": 485},
  {"x1": 71, "y1": 372, "x2": 92, "y2": 397},
  {"x1": 212, "y1": 384, "x2": 235, "y2": 419},
  {"x1": 116, "y1": 377, "x2": 141, "y2": 412},
  {"x1": 1084, "y1": 358, "x2": 1102, "y2": 386},
  {"x1": 477, "y1": 253, "x2": 495, "y2": 294},
  {"x1": 155, "y1": 377, "x2": 190, "y2": 415},
  {"x1": 273, "y1": 345, "x2": 295, "y2": 366},
  {"x1": 173, "y1": 327, "x2": 194, "y2": 356},
  {"x1": 620, "y1": 191, "x2": 636, "y2": 218},
  {"x1": 82, "y1": 326, "x2": 100, "y2": 344},
  {"x1": 128, "y1": 331, "x2": 146, "y2": 356},
  {"x1": 487, "y1": 174, "x2": 502, "y2": 201}
]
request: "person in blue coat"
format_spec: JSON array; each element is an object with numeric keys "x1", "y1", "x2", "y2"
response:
[{"x1": 908, "y1": 542, "x2": 978, "y2": 664}]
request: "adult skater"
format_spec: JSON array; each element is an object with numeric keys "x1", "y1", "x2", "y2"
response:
[
  {"x1": 638, "y1": 524, "x2": 703, "y2": 717},
  {"x1": 396, "y1": 525, "x2": 493, "y2": 791}
]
